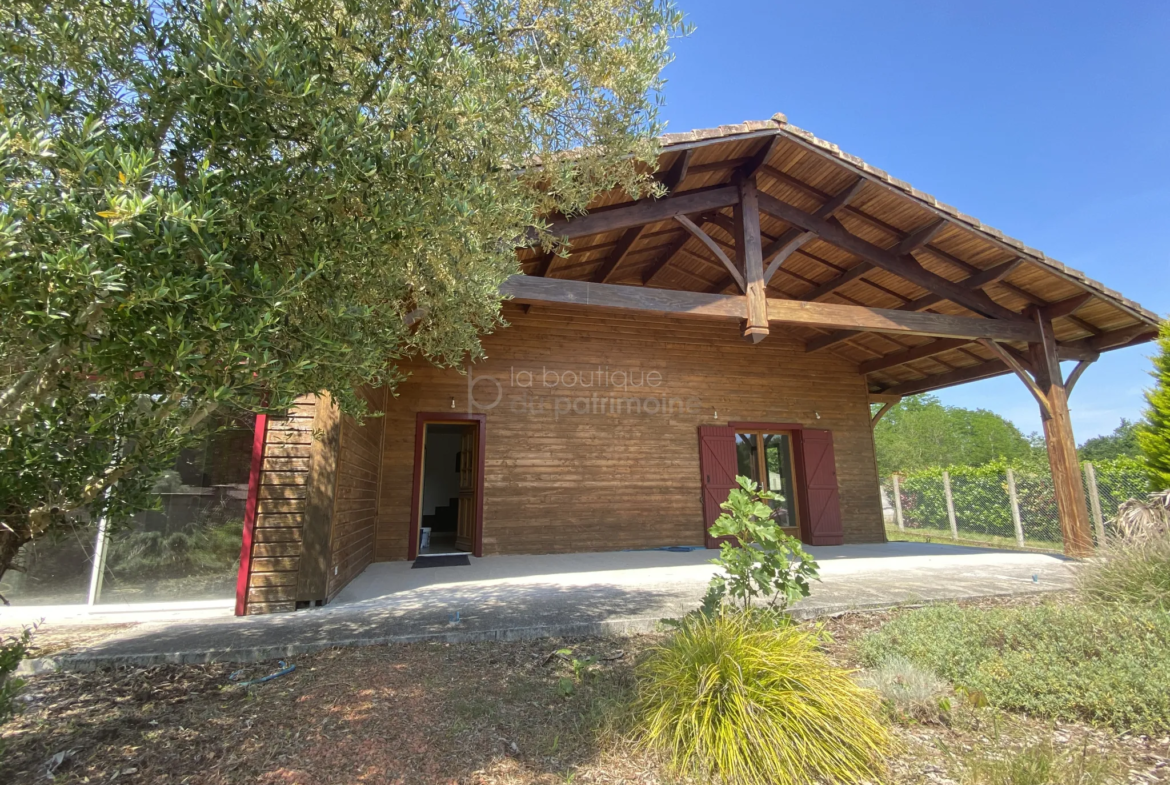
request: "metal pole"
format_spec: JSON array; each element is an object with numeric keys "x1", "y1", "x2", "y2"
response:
[
  {"x1": 1007, "y1": 467, "x2": 1024, "y2": 547},
  {"x1": 943, "y1": 470, "x2": 958, "y2": 539},
  {"x1": 892, "y1": 474, "x2": 904, "y2": 531},
  {"x1": 87, "y1": 513, "x2": 110, "y2": 607},
  {"x1": 1084, "y1": 461, "x2": 1106, "y2": 544}
]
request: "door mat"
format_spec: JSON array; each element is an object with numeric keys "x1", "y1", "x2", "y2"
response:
[{"x1": 412, "y1": 555, "x2": 471, "y2": 568}]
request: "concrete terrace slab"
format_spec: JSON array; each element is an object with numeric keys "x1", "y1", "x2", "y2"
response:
[{"x1": 8, "y1": 543, "x2": 1078, "y2": 669}]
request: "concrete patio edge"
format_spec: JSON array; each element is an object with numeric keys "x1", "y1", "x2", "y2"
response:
[{"x1": 21, "y1": 586, "x2": 1063, "y2": 673}]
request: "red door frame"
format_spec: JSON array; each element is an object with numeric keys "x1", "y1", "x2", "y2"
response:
[
  {"x1": 727, "y1": 421, "x2": 812, "y2": 544},
  {"x1": 234, "y1": 413, "x2": 269, "y2": 616},
  {"x1": 408, "y1": 412, "x2": 486, "y2": 560}
]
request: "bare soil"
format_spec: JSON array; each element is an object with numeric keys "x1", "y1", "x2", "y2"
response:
[{"x1": 3, "y1": 595, "x2": 1169, "y2": 784}]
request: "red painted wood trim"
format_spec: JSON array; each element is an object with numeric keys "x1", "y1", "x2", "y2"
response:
[
  {"x1": 234, "y1": 413, "x2": 269, "y2": 616},
  {"x1": 727, "y1": 421, "x2": 806, "y2": 431},
  {"x1": 408, "y1": 412, "x2": 487, "y2": 560},
  {"x1": 791, "y1": 429, "x2": 813, "y2": 543}
]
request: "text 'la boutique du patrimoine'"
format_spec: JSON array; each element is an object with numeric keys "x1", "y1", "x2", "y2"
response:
[{"x1": 466, "y1": 366, "x2": 704, "y2": 418}]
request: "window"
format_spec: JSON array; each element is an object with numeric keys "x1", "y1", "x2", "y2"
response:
[{"x1": 734, "y1": 430, "x2": 800, "y2": 532}]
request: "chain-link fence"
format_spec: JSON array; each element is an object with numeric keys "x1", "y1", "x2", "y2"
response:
[{"x1": 880, "y1": 459, "x2": 1149, "y2": 552}]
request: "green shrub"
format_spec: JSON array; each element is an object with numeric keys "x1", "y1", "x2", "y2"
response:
[
  {"x1": 0, "y1": 627, "x2": 31, "y2": 758},
  {"x1": 948, "y1": 739, "x2": 1118, "y2": 785},
  {"x1": 1079, "y1": 531, "x2": 1170, "y2": 611},
  {"x1": 857, "y1": 654, "x2": 952, "y2": 724},
  {"x1": 638, "y1": 611, "x2": 888, "y2": 785},
  {"x1": 859, "y1": 602, "x2": 1170, "y2": 733},
  {"x1": 701, "y1": 475, "x2": 819, "y2": 615}
]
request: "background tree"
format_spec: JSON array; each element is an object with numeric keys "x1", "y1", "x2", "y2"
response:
[
  {"x1": 1138, "y1": 321, "x2": 1170, "y2": 490},
  {"x1": 1078, "y1": 419, "x2": 1143, "y2": 463},
  {"x1": 0, "y1": 0, "x2": 684, "y2": 583},
  {"x1": 872, "y1": 395, "x2": 1034, "y2": 475}
]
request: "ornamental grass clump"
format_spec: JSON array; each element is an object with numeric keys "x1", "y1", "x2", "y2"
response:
[
  {"x1": 637, "y1": 611, "x2": 889, "y2": 785},
  {"x1": 1080, "y1": 490, "x2": 1170, "y2": 610}
]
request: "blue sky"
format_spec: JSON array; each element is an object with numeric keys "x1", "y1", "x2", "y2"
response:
[{"x1": 656, "y1": 0, "x2": 1170, "y2": 442}]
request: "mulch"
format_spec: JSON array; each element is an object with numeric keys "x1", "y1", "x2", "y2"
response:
[{"x1": 3, "y1": 594, "x2": 1169, "y2": 784}]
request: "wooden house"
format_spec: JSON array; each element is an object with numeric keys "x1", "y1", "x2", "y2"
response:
[{"x1": 234, "y1": 114, "x2": 1163, "y2": 615}]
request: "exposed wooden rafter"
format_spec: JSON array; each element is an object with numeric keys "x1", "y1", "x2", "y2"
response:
[
  {"x1": 547, "y1": 184, "x2": 739, "y2": 240},
  {"x1": 858, "y1": 338, "x2": 974, "y2": 374},
  {"x1": 757, "y1": 192, "x2": 1021, "y2": 321}
]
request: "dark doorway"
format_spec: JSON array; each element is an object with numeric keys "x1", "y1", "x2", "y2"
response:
[{"x1": 408, "y1": 414, "x2": 485, "y2": 560}]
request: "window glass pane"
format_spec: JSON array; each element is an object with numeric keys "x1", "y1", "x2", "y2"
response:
[
  {"x1": 762, "y1": 433, "x2": 798, "y2": 529},
  {"x1": 735, "y1": 433, "x2": 759, "y2": 485},
  {"x1": 0, "y1": 522, "x2": 95, "y2": 606},
  {"x1": 96, "y1": 416, "x2": 254, "y2": 604}
]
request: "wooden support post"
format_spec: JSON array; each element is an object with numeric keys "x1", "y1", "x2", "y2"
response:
[
  {"x1": 1006, "y1": 467, "x2": 1025, "y2": 547},
  {"x1": 1084, "y1": 461, "x2": 1106, "y2": 543},
  {"x1": 1029, "y1": 312, "x2": 1095, "y2": 557},
  {"x1": 736, "y1": 176, "x2": 769, "y2": 343},
  {"x1": 943, "y1": 470, "x2": 958, "y2": 539},
  {"x1": 892, "y1": 474, "x2": 904, "y2": 532}
]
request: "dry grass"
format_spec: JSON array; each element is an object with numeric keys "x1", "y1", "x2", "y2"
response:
[{"x1": 2, "y1": 596, "x2": 1168, "y2": 784}]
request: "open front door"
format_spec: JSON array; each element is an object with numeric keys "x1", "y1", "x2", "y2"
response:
[
  {"x1": 698, "y1": 426, "x2": 738, "y2": 548},
  {"x1": 455, "y1": 426, "x2": 477, "y2": 553}
]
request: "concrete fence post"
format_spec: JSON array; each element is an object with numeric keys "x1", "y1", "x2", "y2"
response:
[
  {"x1": 1006, "y1": 467, "x2": 1024, "y2": 547},
  {"x1": 1084, "y1": 461, "x2": 1106, "y2": 543},
  {"x1": 943, "y1": 470, "x2": 958, "y2": 539},
  {"x1": 892, "y1": 474, "x2": 904, "y2": 531}
]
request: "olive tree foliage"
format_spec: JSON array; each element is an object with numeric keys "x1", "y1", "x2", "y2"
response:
[{"x1": 0, "y1": 0, "x2": 685, "y2": 583}]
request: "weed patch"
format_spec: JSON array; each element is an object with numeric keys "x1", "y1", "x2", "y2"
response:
[{"x1": 859, "y1": 601, "x2": 1170, "y2": 733}]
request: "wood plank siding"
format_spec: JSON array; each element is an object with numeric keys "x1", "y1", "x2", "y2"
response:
[
  {"x1": 326, "y1": 387, "x2": 384, "y2": 600},
  {"x1": 373, "y1": 302, "x2": 884, "y2": 561},
  {"x1": 244, "y1": 397, "x2": 316, "y2": 614}
]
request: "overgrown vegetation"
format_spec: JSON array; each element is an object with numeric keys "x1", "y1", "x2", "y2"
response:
[
  {"x1": 0, "y1": 0, "x2": 685, "y2": 582},
  {"x1": 859, "y1": 601, "x2": 1170, "y2": 733},
  {"x1": 638, "y1": 611, "x2": 888, "y2": 785},
  {"x1": 945, "y1": 738, "x2": 1119, "y2": 785},
  {"x1": 1079, "y1": 492, "x2": 1170, "y2": 610}
]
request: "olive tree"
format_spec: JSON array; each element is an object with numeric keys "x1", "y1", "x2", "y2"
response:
[{"x1": 0, "y1": 0, "x2": 684, "y2": 584}]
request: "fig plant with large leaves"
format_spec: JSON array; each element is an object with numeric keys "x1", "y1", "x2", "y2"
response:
[{"x1": 0, "y1": 0, "x2": 685, "y2": 586}]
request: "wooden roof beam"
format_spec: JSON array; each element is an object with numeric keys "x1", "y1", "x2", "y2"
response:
[
  {"x1": 591, "y1": 151, "x2": 699, "y2": 283},
  {"x1": 880, "y1": 358, "x2": 1012, "y2": 396},
  {"x1": 501, "y1": 276, "x2": 1041, "y2": 343},
  {"x1": 756, "y1": 191, "x2": 1022, "y2": 322},
  {"x1": 547, "y1": 184, "x2": 739, "y2": 240},
  {"x1": 659, "y1": 149, "x2": 693, "y2": 191},
  {"x1": 738, "y1": 136, "x2": 782, "y2": 180},
  {"x1": 591, "y1": 226, "x2": 645, "y2": 283}
]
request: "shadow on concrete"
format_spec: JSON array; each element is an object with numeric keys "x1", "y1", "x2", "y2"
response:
[{"x1": 70, "y1": 579, "x2": 693, "y2": 664}]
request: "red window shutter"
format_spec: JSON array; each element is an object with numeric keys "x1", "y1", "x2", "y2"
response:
[
  {"x1": 799, "y1": 429, "x2": 844, "y2": 545},
  {"x1": 697, "y1": 426, "x2": 738, "y2": 549}
]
